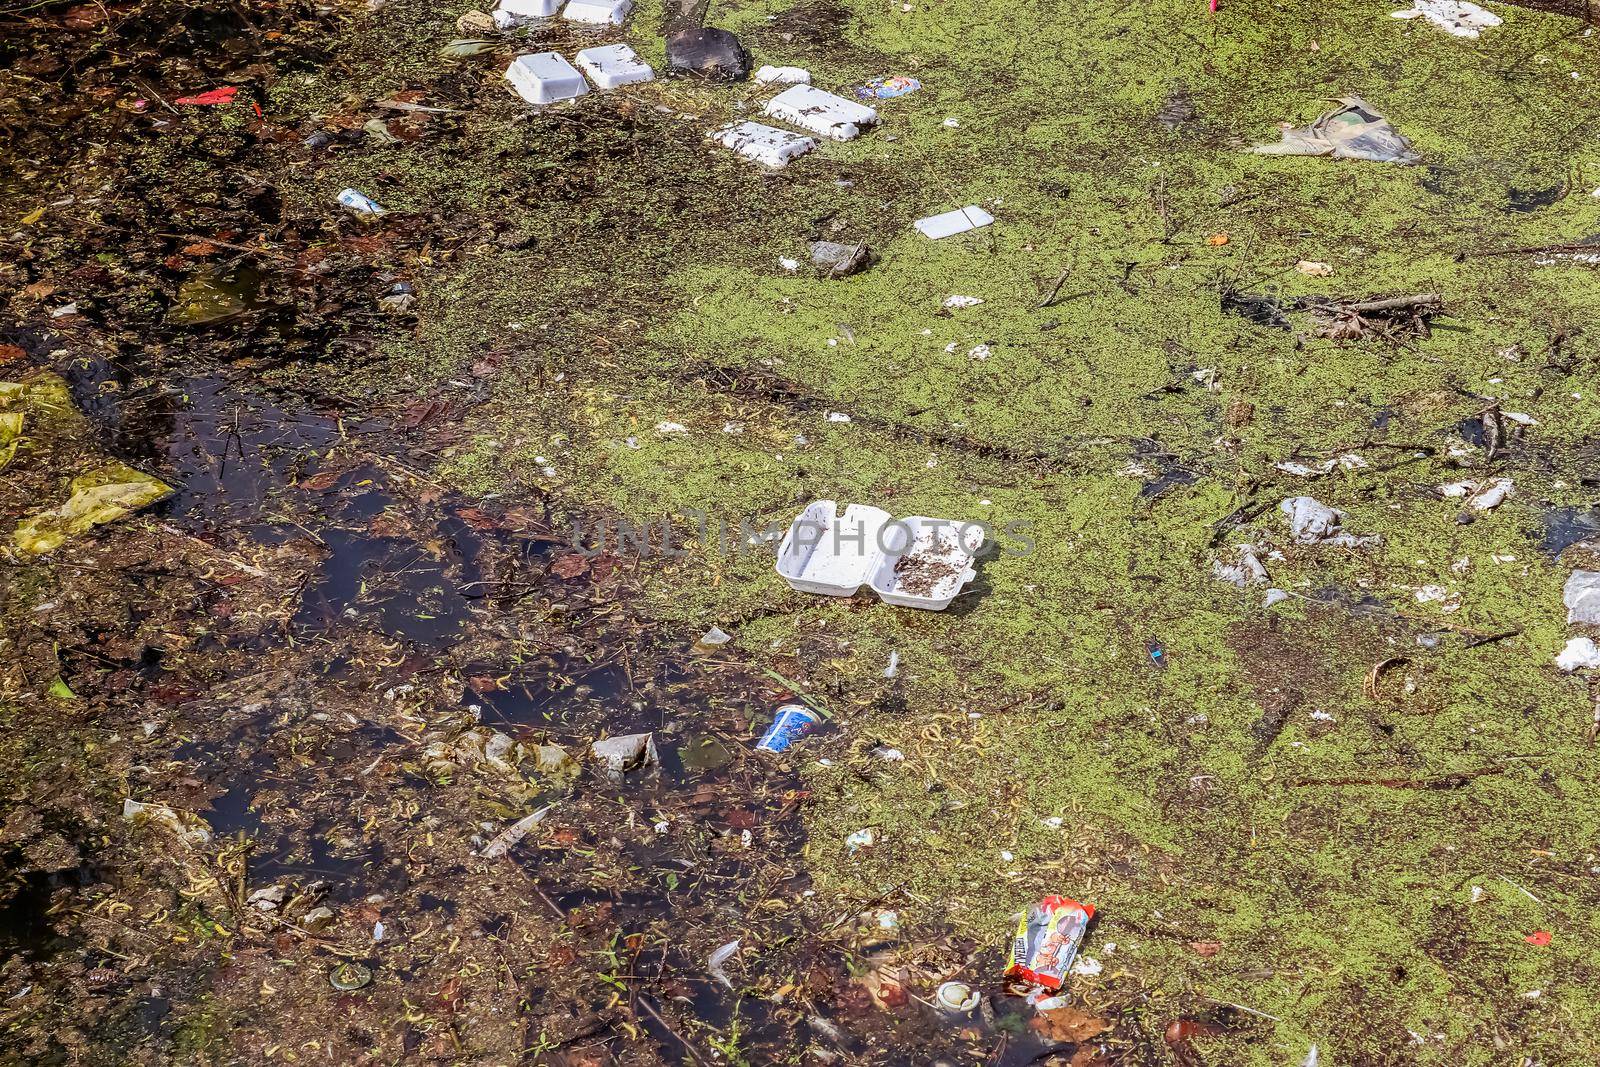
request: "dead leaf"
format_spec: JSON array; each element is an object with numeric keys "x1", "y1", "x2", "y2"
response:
[
  {"x1": 549, "y1": 554, "x2": 590, "y2": 579},
  {"x1": 1188, "y1": 940, "x2": 1222, "y2": 957},
  {"x1": 1031, "y1": 1005, "x2": 1114, "y2": 1043}
]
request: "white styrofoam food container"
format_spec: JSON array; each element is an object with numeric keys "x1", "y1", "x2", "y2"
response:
[
  {"x1": 506, "y1": 53, "x2": 589, "y2": 104},
  {"x1": 775, "y1": 501, "x2": 981, "y2": 610},
  {"x1": 709, "y1": 122, "x2": 817, "y2": 168},
  {"x1": 763, "y1": 85, "x2": 878, "y2": 140},
  {"x1": 563, "y1": 0, "x2": 631, "y2": 24},
  {"x1": 575, "y1": 44, "x2": 654, "y2": 88},
  {"x1": 493, "y1": 0, "x2": 560, "y2": 26},
  {"x1": 914, "y1": 205, "x2": 994, "y2": 239}
]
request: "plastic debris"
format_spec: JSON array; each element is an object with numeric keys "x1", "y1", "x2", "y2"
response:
[
  {"x1": 692, "y1": 625, "x2": 732, "y2": 653},
  {"x1": 480, "y1": 803, "x2": 556, "y2": 858},
  {"x1": 1005, "y1": 896, "x2": 1095, "y2": 993},
  {"x1": 845, "y1": 828, "x2": 876, "y2": 852},
  {"x1": 506, "y1": 52, "x2": 589, "y2": 104},
  {"x1": 810, "y1": 240, "x2": 870, "y2": 277},
  {"x1": 943, "y1": 295, "x2": 983, "y2": 309},
  {"x1": 15, "y1": 461, "x2": 173, "y2": 555},
  {"x1": 1564, "y1": 571, "x2": 1600, "y2": 625},
  {"x1": 707, "y1": 939, "x2": 741, "y2": 988},
  {"x1": 708, "y1": 121, "x2": 816, "y2": 168},
  {"x1": 763, "y1": 85, "x2": 878, "y2": 141},
  {"x1": 1213, "y1": 543, "x2": 1269, "y2": 587},
  {"x1": 935, "y1": 981, "x2": 981, "y2": 1016},
  {"x1": 121, "y1": 798, "x2": 212, "y2": 847},
  {"x1": 655, "y1": 420, "x2": 688, "y2": 435},
  {"x1": 774, "y1": 500, "x2": 983, "y2": 610},
  {"x1": 1556, "y1": 637, "x2": 1600, "y2": 672},
  {"x1": 1391, "y1": 0, "x2": 1501, "y2": 38},
  {"x1": 337, "y1": 188, "x2": 385, "y2": 216},
  {"x1": 247, "y1": 885, "x2": 287, "y2": 911},
  {"x1": 492, "y1": 0, "x2": 559, "y2": 26},
  {"x1": 755, "y1": 65, "x2": 810, "y2": 85},
  {"x1": 914, "y1": 205, "x2": 994, "y2": 239},
  {"x1": 1280, "y1": 496, "x2": 1380, "y2": 547},
  {"x1": 591, "y1": 732, "x2": 659, "y2": 775},
  {"x1": 329, "y1": 962, "x2": 372, "y2": 991},
  {"x1": 563, "y1": 0, "x2": 631, "y2": 24},
  {"x1": 575, "y1": 44, "x2": 654, "y2": 89},
  {"x1": 883, "y1": 650, "x2": 900, "y2": 678},
  {"x1": 174, "y1": 86, "x2": 238, "y2": 106},
  {"x1": 666, "y1": 27, "x2": 750, "y2": 81},
  {"x1": 755, "y1": 704, "x2": 821, "y2": 753},
  {"x1": 1263, "y1": 588, "x2": 1290, "y2": 607},
  {"x1": 1439, "y1": 476, "x2": 1513, "y2": 512},
  {"x1": 1252, "y1": 97, "x2": 1420, "y2": 165},
  {"x1": 854, "y1": 75, "x2": 921, "y2": 99}
]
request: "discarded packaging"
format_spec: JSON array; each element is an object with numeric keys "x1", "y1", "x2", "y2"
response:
[
  {"x1": 810, "y1": 240, "x2": 870, "y2": 277},
  {"x1": 574, "y1": 44, "x2": 654, "y2": 89},
  {"x1": 709, "y1": 121, "x2": 816, "y2": 168},
  {"x1": 845, "y1": 828, "x2": 876, "y2": 852},
  {"x1": 337, "y1": 188, "x2": 386, "y2": 215},
  {"x1": 774, "y1": 500, "x2": 983, "y2": 610},
  {"x1": 564, "y1": 0, "x2": 631, "y2": 25},
  {"x1": 763, "y1": 85, "x2": 878, "y2": 140},
  {"x1": 914, "y1": 205, "x2": 994, "y2": 239},
  {"x1": 756, "y1": 704, "x2": 821, "y2": 753},
  {"x1": 1280, "y1": 496, "x2": 1380, "y2": 548},
  {"x1": 855, "y1": 75, "x2": 920, "y2": 99},
  {"x1": 666, "y1": 27, "x2": 750, "y2": 81},
  {"x1": 481, "y1": 803, "x2": 555, "y2": 858},
  {"x1": 591, "y1": 731, "x2": 658, "y2": 775},
  {"x1": 707, "y1": 939, "x2": 741, "y2": 988},
  {"x1": 1391, "y1": 0, "x2": 1501, "y2": 38},
  {"x1": 1006, "y1": 896, "x2": 1095, "y2": 992},
  {"x1": 935, "y1": 981, "x2": 981, "y2": 1016},
  {"x1": 121, "y1": 798, "x2": 212, "y2": 848},
  {"x1": 492, "y1": 0, "x2": 560, "y2": 26},
  {"x1": 1440, "y1": 476, "x2": 1513, "y2": 512},
  {"x1": 1556, "y1": 637, "x2": 1600, "y2": 672},
  {"x1": 1564, "y1": 570, "x2": 1600, "y2": 625},
  {"x1": 1252, "y1": 97, "x2": 1420, "y2": 165},
  {"x1": 15, "y1": 461, "x2": 173, "y2": 555},
  {"x1": 506, "y1": 52, "x2": 589, "y2": 104},
  {"x1": 755, "y1": 65, "x2": 810, "y2": 85}
]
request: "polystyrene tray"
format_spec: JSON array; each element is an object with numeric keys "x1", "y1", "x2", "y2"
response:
[{"x1": 775, "y1": 500, "x2": 981, "y2": 610}]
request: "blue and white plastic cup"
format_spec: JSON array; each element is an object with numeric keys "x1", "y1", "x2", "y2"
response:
[{"x1": 755, "y1": 704, "x2": 820, "y2": 754}]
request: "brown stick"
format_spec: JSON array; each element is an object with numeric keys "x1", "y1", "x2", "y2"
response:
[{"x1": 1289, "y1": 765, "x2": 1506, "y2": 790}]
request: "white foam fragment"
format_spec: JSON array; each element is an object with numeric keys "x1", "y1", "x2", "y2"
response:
[
  {"x1": 914, "y1": 206, "x2": 994, "y2": 239},
  {"x1": 755, "y1": 65, "x2": 810, "y2": 85},
  {"x1": 763, "y1": 84, "x2": 878, "y2": 141},
  {"x1": 709, "y1": 121, "x2": 817, "y2": 168},
  {"x1": 505, "y1": 52, "x2": 589, "y2": 104},
  {"x1": 492, "y1": 0, "x2": 560, "y2": 26},
  {"x1": 1557, "y1": 636, "x2": 1600, "y2": 672},
  {"x1": 1391, "y1": 0, "x2": 1501, "y2": 38},
  {"x1": 575, "y1": 43, "x2": 654, "y2": 88},
  {"x1": 563, "y1": 0, "x2": 631, "y2": 24}
]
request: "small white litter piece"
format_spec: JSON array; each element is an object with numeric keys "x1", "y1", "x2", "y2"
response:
[
  {"x1": 1391, "y1": 0, "x2": 1501, "y2": 38},
  {"x1": 1439, "y1": 476, "x2": 1513, "y2": 512},
  {"x1": 492, "y1": 0, "x2": 560, "y2": 27},
  {"x1": 943, "y1": 295, "x2": 984, "y2": 309},
  {"x1": 763, "y1": 84, "x2": 878, "y2": 140},
  {"x1": 914, "y1": 205, "x2": 994, "y2": 239},
  {"x1": 337, "y1": 188, "x2": 385, "y2": 215},
  {"x1": 1213, "y1": 543, "x2": 1269, "y2": 587},
  {"x1": 1564, "y1": 570, "x2": 1600, "y2": 625},
  {"x1": 709, "y1": 121, "x2": 817, "y2": 168},
  {"x1": 1280, "y1": 496, "x2": 1380, "y2": 548},
  {"x1": 506, "y1": 52, "x2": 589, "y2": 104},
  {"x1": 774, "y1": 500, "x2": 982, "y2": 611},
  {"x1": 1556, "y1": 636, "x2": 1600, "y2": 672},
  {"x1": 575, "y1": 44, "x2": 654, "y2": 88},
  {"x1": 755, "y1": 64, "x2": 810, "y2": 85},
  {"x1": 563, "y1": 0, "x2": 631, "y2": 23}
]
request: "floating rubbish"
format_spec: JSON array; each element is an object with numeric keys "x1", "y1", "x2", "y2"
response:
[
  {"x1": 666, "y1": 27, "x2": 750, "y2": 81},
  {"x1": 1564, "y1": 570, "x2": 1600, "y2": 625},
  {"x1": 755, "y1": 64, "x2": 810, "y2": 85},
  {"x1": 174, "y1": 86, "x2": 238, "y2": 106},
  {"x1": 1555, "y1": 637, "x2": 1600, "y2": 672},
  {"x1": 855, "y1": 75, "x2": 921, "y2": 100},
  {"x1": 845, "y1": 828, "x2": 876, "y2": 852},
  {"x1": 337, "y1": 188, "x2": 386, "y2": 215},
  {"x1": 935, "y1": 981, "x2": 980, "y2": 1017},
  {"x1": 493, "y1": 0, "x2": 559, "y2": 25},
  {"x1": 774, "y1": 500, "x2": 983, "y2": 610},
  {"x1": 810, "y1": 240, "x2": 870, "y2": 277},
  {"x1": 1213, "y1": 543, "x2": 1269, "y2": 587},
  {"x1": 1006, "y1": 896, "x2": 1095, "y2": 993},
  {"x1": 755, "y1": 704, "x2": 821, "y2": 753},
  {"x1": 575, "y1": 44, "x2": 654, "y2": 89},
  {"x1": 480, "y1": 803, "x2": 556, "y2": 858},
  {"x1": 121, "y1": 798, "x2": 212, "y2": 848},
  {"x1": 943, "y1": 295, "x2": 983, "y2": 309},
  {"x1": 591, "y1": 732, "x2": 659, "y2": 775},
  {"x1": 914, "y1": 205, "x2": 994, "y2": 239},
  {"x1": 1439, "y1": 476, "x2": 1513, "y2": 512},
  {"x1": 883, "y1": 650, "x2": 900, "y2": 678},
  {"x1": 15, "y1": 461, "x2": 173, "y2": 555},
  {"x1": 1280, "y1": 496, "x2": 1380, "y2": 548},
  {"x1": 1296, "y1": 260, "x2": 1335, "y2": 276},
  {"x1": 564, "y1": 0, "x2": 631, "y2": 25},
  {"x1": 506, "y1": 53, "x2": 589, "y2": 104},
  {"x1": 329, "y1": 961, "x2": 372, "y2": 991},
  {"x1": 1391, "y1": 0, "x2": 1501, "y2": 38},
  {"x1": 707, "y1": 939, "x2": 741, "y2": 988},
  {"x1": 692, "y1": 625, "x2": 732, "y2": 653},
  {"x1": 708, "y1": 121, "x2": 816, "y2": 168},
  {"x1": 764, "y1": 85, "x2": 878, "y2": 140},
  {"x1": 1252, "y1": 97, "x2": 1420, "y2": 165}
]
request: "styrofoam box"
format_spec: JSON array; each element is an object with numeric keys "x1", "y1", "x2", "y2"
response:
[
  {"x1": 506, "y1": 53, "x2": 589, "y2": 104},
  {"x1": 709, "y1": 122, "x2": 817, "y2": 168},
  {"x1": 563, "y1": 0, "x2": 631, "y2": 24},
  {"x1": 914, "y1": 205, "x2": 994, "y2": 239},
  {"x1": 775, "y1": 501, "x2": 981, "y2": 611},
  {"x1": 763, "y1": 84, "x2": 877, "y2": 141},
  {"x1": 575, "y1": 44, "x2": 654, "y2": 88},
  {"x1": 493, "y1": 0, "x2": 561, "y2": 25}
]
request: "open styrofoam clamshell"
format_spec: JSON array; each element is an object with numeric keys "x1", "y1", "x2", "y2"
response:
[
  {"x1": 493, "y1": 0, "x2": 560, "y2": 26},
  {"x1": 775, "y1": 500, "x2": 981, "y2": 611},
  {"x1": 762, "y1": 85, "x2": 878, "y2": 140}
]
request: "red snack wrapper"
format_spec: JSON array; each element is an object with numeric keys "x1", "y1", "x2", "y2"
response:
[{"x1": 1005, "y1": 896, "x2": 1095, "y2": 991}]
